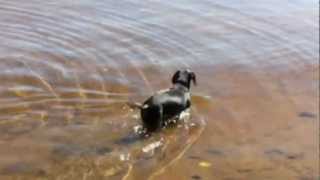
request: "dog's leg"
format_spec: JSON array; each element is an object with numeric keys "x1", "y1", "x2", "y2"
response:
[
  {"x1": 178, "y1": 108, "x2": 191, "y2": 122},
  {"x1": 150, "y1": 104, "x2": 163, "y2": 132},
  {"x1": 141, "y1": 104, "x2": 163, "y2": 133}
]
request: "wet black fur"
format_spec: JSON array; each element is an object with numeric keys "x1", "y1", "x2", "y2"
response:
[{"x1": 140, "y1": 70, "x2": 197, "y2": 133}]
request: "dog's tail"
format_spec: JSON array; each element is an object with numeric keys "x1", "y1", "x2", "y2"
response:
[{"x1": 126, "y1": 102, "x2": 143, "y2": 109}]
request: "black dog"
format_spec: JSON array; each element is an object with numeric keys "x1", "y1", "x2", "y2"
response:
[{"x1": 140, "y1": 69, "x2": 197, "y2": 133}]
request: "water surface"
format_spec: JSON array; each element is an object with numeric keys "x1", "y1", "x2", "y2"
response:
[{"x1": 0, "y1": 0, "x2": 318, "y2": 179}]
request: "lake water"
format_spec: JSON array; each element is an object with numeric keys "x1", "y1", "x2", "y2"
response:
[{"x1": 0, "y1": 0, "x2": 318, "y2": 179}]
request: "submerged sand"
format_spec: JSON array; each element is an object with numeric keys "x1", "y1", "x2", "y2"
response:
[{"x1": 155, "y1": 65, "x2": 319, "y2": 180}]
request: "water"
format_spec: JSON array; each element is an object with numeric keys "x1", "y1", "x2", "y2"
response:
[{"x1": 0, "y1": 0, "x2": 318, "y2": 179}]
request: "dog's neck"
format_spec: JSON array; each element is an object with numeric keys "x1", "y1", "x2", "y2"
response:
[{"x1": 173, "y1": 83, "x2": 189, "y2": 91}]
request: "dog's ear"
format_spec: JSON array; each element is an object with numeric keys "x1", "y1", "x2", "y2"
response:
[
  {"x1": 190, "y1": 72, "x2": 197, "y2": 86},
  {"x1": 172, "y1": 70, "x2": 180, "y2": 84}
]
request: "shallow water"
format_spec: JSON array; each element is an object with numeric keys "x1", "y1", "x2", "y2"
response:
[{"x1": 0, "y1": 0, "x2": 318, "y2": 179}]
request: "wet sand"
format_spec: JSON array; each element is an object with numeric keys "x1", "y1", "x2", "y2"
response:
[{"x1": 0, "y1": 0, "x2": 318, "y2": 179}]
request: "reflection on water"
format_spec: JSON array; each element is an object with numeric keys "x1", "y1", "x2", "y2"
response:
[{"x1": 0, "y1": 0, "x2": 318, "y2": 179}]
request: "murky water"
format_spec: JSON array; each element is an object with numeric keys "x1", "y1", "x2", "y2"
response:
[{"x1": 0, "y1": 0, "x2": 318, "y2": 179}]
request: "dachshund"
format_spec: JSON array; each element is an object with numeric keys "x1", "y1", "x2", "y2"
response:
[{"x1": 140, "y1": 69, "x2": 197, "y2": 133}]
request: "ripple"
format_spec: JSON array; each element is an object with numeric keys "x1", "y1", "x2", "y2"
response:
[{"x1": 0, "y1": 0, "x2": 317, "y2": 179}]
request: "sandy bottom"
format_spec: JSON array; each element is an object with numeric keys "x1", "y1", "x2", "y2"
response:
[
  {"x1": 154, "y1": 65, "x2": 319, "y2": 180},
  {"x1": 0, "y1": 65, "x2": 318, "y2": 180}
]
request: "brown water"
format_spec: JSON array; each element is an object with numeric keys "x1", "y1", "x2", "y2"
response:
[{"x1": 0, "y1": 0, "x2": 318, "y2": 179}]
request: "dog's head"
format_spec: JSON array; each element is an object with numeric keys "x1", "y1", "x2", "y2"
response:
[{"x1": 171, "y1": 69, "x2": 197, "y2": 89}]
